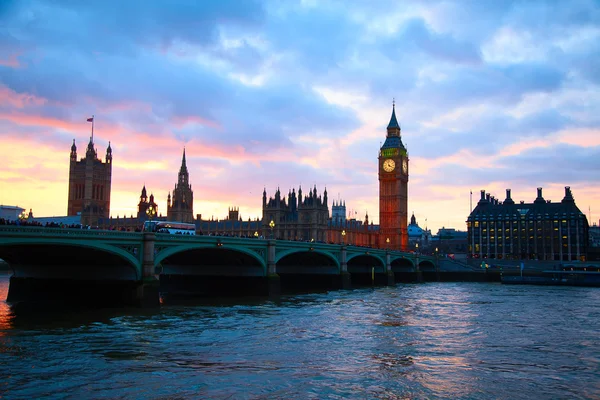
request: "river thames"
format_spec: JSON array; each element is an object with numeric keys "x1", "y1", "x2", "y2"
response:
[{"x1": 0, "y1": 275, "x2": 599, "y2": 399}]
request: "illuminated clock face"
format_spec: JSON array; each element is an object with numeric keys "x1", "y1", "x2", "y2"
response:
[
  {"x1": 402, "y1": 159, "x2": 408, "y2": 174},
  {"x1": 383, "y1": 159, "x2": 395, "y2": 172}
]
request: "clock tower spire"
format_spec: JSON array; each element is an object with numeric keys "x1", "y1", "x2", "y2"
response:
[{"x1": 378, "y1": 101, "x2": 409, "y2": 250}]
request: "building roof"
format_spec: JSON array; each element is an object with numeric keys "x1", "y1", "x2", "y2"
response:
[{"x1": 387, "y1": 104, "x2": 400, "y2": 129}]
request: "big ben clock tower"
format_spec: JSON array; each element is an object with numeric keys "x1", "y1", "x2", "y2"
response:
[{"x1": 379, "y1": 102, "x2": 408, "y2": 250}]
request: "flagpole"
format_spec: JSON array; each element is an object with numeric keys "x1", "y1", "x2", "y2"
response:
[
  {"x1": 470, "y1": 190, "x2": 473, "y2": 213},
  {"x1": 91, "y1": 114, "x2": 95, "y2": 143}
]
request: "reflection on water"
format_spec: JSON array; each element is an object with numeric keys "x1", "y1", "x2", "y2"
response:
[{"x1": 1, "y1": 276, "x2": 599, "y2": 399}]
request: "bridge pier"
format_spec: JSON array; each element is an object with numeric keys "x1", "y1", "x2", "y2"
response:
[
  {"x1": 267, "y1": 240, "x2": 281, "y2": 297},
  {"x1": 139, "y1": 232, "x2": 160, "y2": 307},
  {"x1": 385, "y1": 253, "x2": 395, "y2": 285},
  {"x1": 337, "y1": 246, "x2": 351, "y2": 290}
]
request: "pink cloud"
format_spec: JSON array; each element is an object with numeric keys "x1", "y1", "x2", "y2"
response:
[
  {"x1": 0, "y1": 86, "x2": 47, "y2": 108},
  {"x1": 0, "y1": 52, "x2": 23, "y2": 68}
]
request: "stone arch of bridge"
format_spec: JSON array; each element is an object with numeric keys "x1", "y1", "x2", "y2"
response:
[
  {"x1": 0, "y1": 239, "x2": 141, "y2": 279},
  {"x1": 390, "y1": 256, "x2": 415, "y2": 269},
  {"x1": 275, "y1": 249, "x2": 340, "y2": 272},
  {"x1": 155, "y1": 244, "x2": 267, "y2": 272},
  {"x1": 418, "y1": 260, "x2": 436, "y2": 270},
  {"x1": 346, "y1": 253, "x2": 386, "y2": 273}
]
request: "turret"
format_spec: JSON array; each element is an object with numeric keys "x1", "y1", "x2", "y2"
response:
[
  {"x1": 70, "y1": 139, "x2": 77, "y2": 162},
  {"x1": 140, "y1": 185, "x2": 148, "y2": 202},
  {"x1": 106, "y1": 141, "x2": 112, "y2": 164},
  {"x1": 86, "y1": 136, "x2": 96, "y2": 159}
]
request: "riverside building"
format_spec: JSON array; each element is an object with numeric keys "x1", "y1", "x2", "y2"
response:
[{"x1": 467, "y1": 187, "x2": 589, "y2": 261}]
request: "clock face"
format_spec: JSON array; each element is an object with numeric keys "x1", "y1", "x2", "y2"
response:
[
  {"x1": 383, "y1": 159, "x2": 395, "y2": 172},
  {"x1": 402, "y1": 159, "x2": 408, "y2": 174}
]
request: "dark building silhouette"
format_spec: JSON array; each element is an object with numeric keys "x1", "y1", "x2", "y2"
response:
[
  {"x1": 167, "y1": 149, "x2": 194, "y2": 223},
  {"x1": 378, "y1": 103, "x2": 409, "y2": 250},
  {"x1": 67, "y1": 135, "x2": 112, "y2": 226},
  {"x1": 467, "y1": 187, "x2": 589, "y2": 261},
  {"x1": 262, "y1": 186, "x2": 329, "y2": 241},
  {"x1": 137, "y1": 185, "x2": 158, "y2": 220}
]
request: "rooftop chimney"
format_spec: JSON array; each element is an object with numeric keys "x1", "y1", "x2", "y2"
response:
[
  {"x1": 504, "y1": 188, "x2": 515, "y2": 205},
  {"x1": 534, "y1": 187, "x2": 545, "y2": 204}
]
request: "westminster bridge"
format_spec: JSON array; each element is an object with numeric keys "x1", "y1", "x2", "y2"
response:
[{"x1": 0, "y1": 226, "x2": 439, "y2": 306}]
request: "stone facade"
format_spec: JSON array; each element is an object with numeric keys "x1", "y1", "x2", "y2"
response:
[
  {"x1": 262, "y1": 186, "x2": 329, "y2": 241},
  {"x1": 67, "y1": 132, "x2": 112, "y2": 226}
]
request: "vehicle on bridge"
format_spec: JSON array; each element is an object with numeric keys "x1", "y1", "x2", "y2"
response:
[{"x1": 143, "y1": 221, "x2": 196, "y2": 235}]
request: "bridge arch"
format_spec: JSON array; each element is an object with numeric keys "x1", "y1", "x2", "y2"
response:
[
  {"x1": 155, "y1": 244, "x2": 267, "y2": 276},
  {"x1": 275, "y1": 249, "x2": 340, "y2": 274},
  {"x1": 0, "y1": 239, "x2": 141, "y2": 280},
  {"x1": 390, "y1": 256, "x2": 415, "y2": 269},
  {"x1": 346, "y1": 253, "x2": 386, "y2": 273},
  {"x1": 418, "y1": 260, "x2": 436, "y2": 270}
]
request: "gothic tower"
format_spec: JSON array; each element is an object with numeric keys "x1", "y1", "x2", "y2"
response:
[
  {"x1": 378, "y1": 102, "x2": 409, "y2": 250},
  {"x1": 67, "y1": 134, "x2": 112, "y2": 226},
  {"x1": 167, "y1": 148, "x2": 194, "y2": 223}
]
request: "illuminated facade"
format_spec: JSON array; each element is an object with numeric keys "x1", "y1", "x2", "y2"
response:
[
  {"x1": 378, "y1": 103, "x2": 409, "y2": 250},
  {"x1": 467, "y1": 187, "x2": 589, "y2": 261},
  {"x1": 167, "y1": 149, "x2": 194, "y2": 223},
  {"x1": 67, "y1": 136, "x2": 112, "y2": 226}
]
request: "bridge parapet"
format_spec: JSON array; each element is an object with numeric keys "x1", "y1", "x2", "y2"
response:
[{"x1": 0, "y1": 225, "x2": 142, "y2": 239}]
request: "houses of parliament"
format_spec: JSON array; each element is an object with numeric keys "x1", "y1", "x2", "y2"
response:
[
  {"x1": 62, "y1": 104, "x2": 591, "y2": 256},
  {"x1": 66, "y1": 105, "x2": 410, "y2": 249}
]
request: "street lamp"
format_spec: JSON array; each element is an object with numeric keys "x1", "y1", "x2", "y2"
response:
[
  {"x1": 341, "y1": 229, "x2": 346, "y2": 245},
  {"x1": 146, "y1": 205, "x2": 156, "y2": 221},
  {"x1": 269, "y1": 219, "x2": 275, "y2": 239},
  {"x1": 386, "y1": 237, "x2": 390, "y2": 249},
  {"x1": 254, "y1": 231, "x2": 259, "y2": 239},
  {"x1": 18, "y1": 210, "x2": 27, "y2": 224},
  {"x1": 415, "y1": 242, "x2": 420, "y2": 272}
]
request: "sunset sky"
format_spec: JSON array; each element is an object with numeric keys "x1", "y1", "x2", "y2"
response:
[{"x1": 1, "y1": 0, "x2": 599, "y2": 233}]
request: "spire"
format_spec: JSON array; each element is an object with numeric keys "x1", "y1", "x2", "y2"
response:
[
  {"x1": 180, "y1": 148, "x2": 188, "y2": 173},
  {"x1": 70, "y1": 139, "x2": 77, "y2": 161},
  {"x1": 387, "y1": 100, "x2": 400, "y2": 130},
  {"x1": 141, "y1": 185, "x2": 147, "y2": 201}
]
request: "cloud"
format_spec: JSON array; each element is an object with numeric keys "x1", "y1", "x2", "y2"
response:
[{"x1": 0, "y1": 0, "x2": 599, "y2": 233}]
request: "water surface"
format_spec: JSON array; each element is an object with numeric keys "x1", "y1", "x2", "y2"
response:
[{"x1": 1, "y1": 276, "x2": 599, "y2": 399}]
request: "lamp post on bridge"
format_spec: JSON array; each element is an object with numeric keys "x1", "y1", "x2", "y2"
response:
[
  {"x1": 146, "y1": 205, "x2": 156, "y2": 222},
  {"x1": 18, "y1": 210, "x2": 27, "y2": 225},
  {"x1": 341, "y1": 229, "x2": 346, "y2": 245},
  {"x1": 415, "y1": 242, "x2": 420, "y2": 271},
  {"x1": 435, "y1": 246, "x2": 439, "y2": 280},
  {"x1": 254, "y1": 231, "x2": 259, "y2": 239},
  {"x1": 386, "y1": 237, "x2": 390, "y2": 250},
  {"x1": 269, "y1": 219, "x2": 275, "y2": 240}
]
